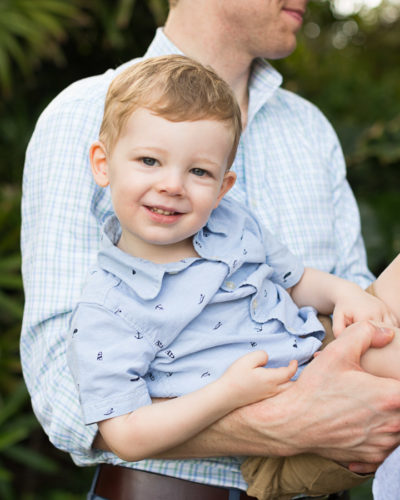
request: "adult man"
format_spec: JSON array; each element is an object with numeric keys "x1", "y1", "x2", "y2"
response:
[{"x1": 21, "y1": 0, "x2": 400, "y2": 498}]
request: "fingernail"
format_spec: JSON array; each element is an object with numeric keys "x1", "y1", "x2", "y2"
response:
[{"x1": 379, "y1": 326, "x2": 394, "y2": 336}]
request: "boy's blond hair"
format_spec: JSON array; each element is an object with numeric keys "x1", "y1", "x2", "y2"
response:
[{"x1": 99, "y1": 55, "x2": 242, "y2": 168}]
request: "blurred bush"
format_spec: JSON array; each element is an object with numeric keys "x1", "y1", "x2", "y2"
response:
[{"x1": 0, "y1": 0, "x2": 398, "y2": 498}]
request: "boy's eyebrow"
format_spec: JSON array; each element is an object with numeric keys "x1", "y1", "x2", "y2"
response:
[
  {"x1": 128, "y1": 146, "x2": 167, "y2": 156},
  {"x1": 191, "y1": 157, "x2": 222, "y2": 168}
]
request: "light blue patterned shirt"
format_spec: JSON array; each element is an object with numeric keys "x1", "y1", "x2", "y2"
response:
[
  {"x1": 67, "y1": 198, "x2": 323, "y2": 426},
  {"x1": 21, "y1": 28, "x2": 373, "y2": 489}
]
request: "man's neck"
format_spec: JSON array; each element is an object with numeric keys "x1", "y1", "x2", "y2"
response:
[{"x1": 164, "y1": 9, "x2": 252, "y2": 127}]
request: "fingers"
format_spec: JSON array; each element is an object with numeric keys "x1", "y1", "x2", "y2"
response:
[
  {"x1": 332, "y1": 309, "x2": 347, "y2": 337},
  {"x1": 250, "y1": 349, "x2": 269, "y2": 367},
  {"x1": 260, "y1": 359, "x2": 298, "y2": 386},
  {"x1": 348, "y1": 462, "x2": 379, "y2": 474},
  {"x1": 367, "y1": 322, "x2": 395, "y2": 348},
  {"x1": 236, "y1": 350, "x2": 269, "y2": 369},
  {"x1": 332, "y1": 295, "x2": 398, "y2": 335},
  {"x1": 286, "y1": 359, "x2": 298, "y2": 378},
  {"x1": 272, "y1": 359, "x2": 298, "y2": 380},
  {"x1": 237, "y1": 352, "x2": 298, "y2": 387},
  {"x1": 336, "y1": 320, "x2": 394, "y2": 358},
  {"x1": 367, "y1": 302, "x2": 399, "y2": 327},
  {"x1": 384, "y1": 309, "x2": 400, "y2": 328}
]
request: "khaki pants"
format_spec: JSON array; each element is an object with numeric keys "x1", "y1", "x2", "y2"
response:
[{"x1": 242, "y1": 284, "x2": 376, "y2": 500}]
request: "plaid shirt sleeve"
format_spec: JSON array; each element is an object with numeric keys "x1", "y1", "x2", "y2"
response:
[
  {"x1": 312, "y1": 107, "x2": 374, "y2": 287},
  {"x1": 20, "y1": 75, "x2": 115, "y2": 462}
]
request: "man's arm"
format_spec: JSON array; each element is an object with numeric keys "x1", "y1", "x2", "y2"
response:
[
  {"x1": 21, "y1": 75, "x2": 113, "y2": 461},
  {"x1": 162, "y1": 323, "x2": 400, "y2": 470}
]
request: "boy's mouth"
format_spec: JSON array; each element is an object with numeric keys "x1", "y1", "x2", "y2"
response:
[{"x1": 148, "y1": 206, "x2": 179, "y2": 216}]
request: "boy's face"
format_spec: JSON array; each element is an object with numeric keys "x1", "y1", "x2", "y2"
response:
[{"x1": 91, "y1": 108, "x2": 236, "y2": 261}]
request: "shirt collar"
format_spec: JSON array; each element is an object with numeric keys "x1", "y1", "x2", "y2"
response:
[
  {"x1": 247, "y1": 58, "x2": 283, "y2": 128},
  {"x1": 97, "y1": 197, "x2": 265, "y2": 298},
  {"x1": 97, "y1": 216, "x2": 196, "y2": 300},
  {"x1": 144, "y1": 27, "x2": 184, "y2": 58},
  {"x1": 143, "y1": 29, "x2": 283, "y2": 129},
  {"x1": 193, "y1": 197, "x2": 266, "y2": 276}
]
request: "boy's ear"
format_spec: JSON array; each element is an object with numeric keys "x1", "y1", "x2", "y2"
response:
[
  {"x1": 90, "y1": 141, "x2": 110, "y2": 187},
  {"x1": 214, "y1": 171, "x2": 236, "y2": 208}
]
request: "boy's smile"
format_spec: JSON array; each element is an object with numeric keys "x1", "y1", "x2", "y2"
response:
[{"x1": 90, "y1": 108, "x2": 236, "y2": 263}]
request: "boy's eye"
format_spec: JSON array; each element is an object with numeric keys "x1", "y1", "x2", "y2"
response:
[
  {"x1": 141, "y1": 157, "x2": 157, "y2": 166},
  {"x1": 191, "y1": 167, "x2": 207, "y2": 177}
]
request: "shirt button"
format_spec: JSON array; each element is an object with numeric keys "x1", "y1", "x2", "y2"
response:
[
  {"x1": 252, "y1": 299, "x2": 258, "y2": 310},
  {"x1": 225, "y1": 281, "x2": 235, "y2": 290}
]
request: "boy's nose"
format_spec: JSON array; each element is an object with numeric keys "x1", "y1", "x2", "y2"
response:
[{"x1": 157, "y1": 170, "x2": 185, "y2": 196}]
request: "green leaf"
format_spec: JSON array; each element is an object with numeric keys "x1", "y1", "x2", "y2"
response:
[
  {"x1": 0, "y1": 49, "x2": 11, "y2": 93},
  {"x1": 0, "y1": 383, "x2": 29, "y2": 426},
  {"x1": 0, "y1": 0, "x2": 87, "y2": 95},
  {"x1": 0, "y1": 465, "x2": 12, "y2": 481},
  {"x1": 148, "y1": 0, "x2": 169, "y2": 26},
  {"x1": 116, "y1": 0, "x2": 137, "y2": 28},
  {"x1": 0, "y1": 274, "x2": 23, "y2": 290},
  {"x1": 0, "y1": 255, "x2": 21, "y2": 272},
  {"x1": 0, "y1": 292, "x2": 23, "y2": 320},
  {"x1": 4, "y1": 445, "x2": 59, "y2": 473},
  {"x1": 0, "y1": 428, "x2": 29, "y2": 451}
]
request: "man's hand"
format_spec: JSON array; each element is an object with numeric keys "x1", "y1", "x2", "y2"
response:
[{"x1": 228, "y1": 321, "x2": 400, "y2": 472}]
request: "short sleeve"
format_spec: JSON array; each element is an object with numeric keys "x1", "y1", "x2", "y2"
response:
[
  {"x1": 67, "y1": 303, "x2": 154, "y2": 425},
  {"x1": 261, "y1": 225, "x2": 304, "y2": 288}
]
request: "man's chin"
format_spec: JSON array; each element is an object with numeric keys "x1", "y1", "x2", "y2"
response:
[{"x1": 265, "y1": 41, "x2": 298, "y2": 61}]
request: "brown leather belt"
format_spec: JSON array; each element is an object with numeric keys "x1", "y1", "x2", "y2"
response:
[{"x1": 94, "y1": 464, "x2": 257, "y2": 500}]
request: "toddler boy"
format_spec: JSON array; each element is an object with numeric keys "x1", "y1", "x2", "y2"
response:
[{"x1": 67, "y1": 55, "x2": 399, "y2": 500}]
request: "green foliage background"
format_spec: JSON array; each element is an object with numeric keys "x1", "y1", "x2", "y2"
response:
[{"x1": 0, "y1": 0, "x2": 398, "y2": 498}]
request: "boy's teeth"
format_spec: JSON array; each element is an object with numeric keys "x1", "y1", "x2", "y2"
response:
[{"x1": 151, "y1": 207, "x2": 175, "y2": 215}]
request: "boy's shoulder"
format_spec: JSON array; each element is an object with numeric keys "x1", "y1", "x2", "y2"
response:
[
  {"x1": 209, "y1": 197, "x2": 263, "y2": 237},
  {"x1": 77, "y1": 266, "x2": 122, "y2": 308}
]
